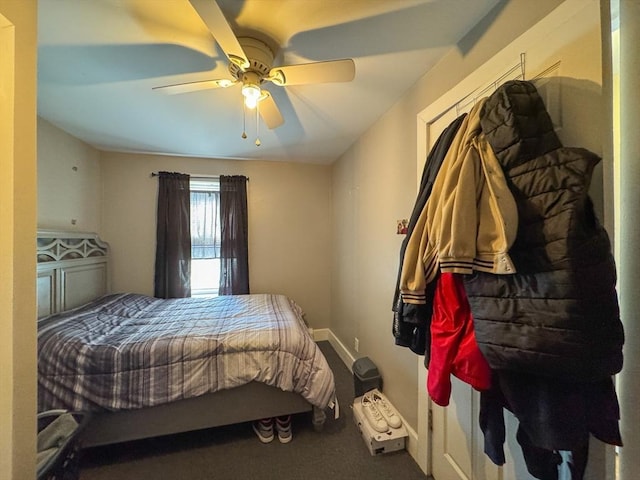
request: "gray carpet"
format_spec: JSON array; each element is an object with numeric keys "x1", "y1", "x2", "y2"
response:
[{"x1": 79, "y1": 341, "x2": 429, "y2": 480}]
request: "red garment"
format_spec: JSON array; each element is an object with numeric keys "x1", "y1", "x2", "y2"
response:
[{"x1": 427, "y1": 273, "x2": 491, "y2": 406}]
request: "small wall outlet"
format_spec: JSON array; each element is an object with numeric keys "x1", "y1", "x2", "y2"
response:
[{"x1": 354, "y1": 337, "x2": 359, "y2": 352}]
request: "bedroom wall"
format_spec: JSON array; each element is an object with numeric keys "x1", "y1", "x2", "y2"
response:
[
  {"x1": 0, "y1": 1, "x2": 37, "y2": 479},
  {"x1": 34, "y1": 123, "x2": 331, "y2": 327},
  {"x1": 37, "y1": 117, "x2": 102, "y2": 232},
  {"x1": 330, "y1": 0, "x2": 567, "y2": 430},
  {"x1": 100, "y1": 152, "x2": 332, "y2": 329}
]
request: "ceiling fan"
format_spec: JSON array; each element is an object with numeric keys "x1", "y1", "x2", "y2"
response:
[{"x1": 152, "y1": 0, "x2": 356, "y2": 132}]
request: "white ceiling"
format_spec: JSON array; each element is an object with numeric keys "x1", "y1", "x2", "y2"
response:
[{"x1": 37, "y1": 0, "x2": 502, "y2": 164}]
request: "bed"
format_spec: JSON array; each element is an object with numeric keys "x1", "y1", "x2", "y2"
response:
[{"x1": 36, "y1": 230, "x2": 335, "y2": 447}]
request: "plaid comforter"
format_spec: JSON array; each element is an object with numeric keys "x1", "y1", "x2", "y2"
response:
[{"x1": 38, "y1": 293, "x2": 336, "y2": 412}]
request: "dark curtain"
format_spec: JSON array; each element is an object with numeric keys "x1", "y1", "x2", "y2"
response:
[
  {"x1": 154, "y1": 171, "x2": 191, "y2": 298},
  {"x1": 219, "y1": 175, "x2": 249, "y2": 295}
]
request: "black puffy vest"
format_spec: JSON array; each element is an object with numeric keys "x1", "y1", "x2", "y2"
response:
[{"x1": 464, "y1": 80, "x2": 624, "y2": 381}]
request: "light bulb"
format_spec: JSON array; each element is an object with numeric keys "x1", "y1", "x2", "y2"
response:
[
  {"x1": 242, "y1": 84, "x2": 261, "y2": 110},
  {"x1": 244, "y1": 96, "x2": 258, "y2": 109}
]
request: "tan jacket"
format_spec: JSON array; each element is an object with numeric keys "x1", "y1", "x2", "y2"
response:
[{"x1": 400, "y1": 99, "x2": 518, "y2": 304}]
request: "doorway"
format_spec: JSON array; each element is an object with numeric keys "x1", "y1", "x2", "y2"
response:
[{"x1": 414, "y1": 1, "x2": 615, "y2": 478}]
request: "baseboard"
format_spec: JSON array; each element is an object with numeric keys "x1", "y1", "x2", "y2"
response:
[
  {"x1": 314, "y1": 328, "x2": 421, "y2": 469},
  {"x1": 316, "y1": 328, "x2": 356, "y2": 372}
]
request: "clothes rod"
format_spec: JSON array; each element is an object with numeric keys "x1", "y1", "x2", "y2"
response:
[{"x1": 433, "y1": 53, "x2": 527, "y2": 123}]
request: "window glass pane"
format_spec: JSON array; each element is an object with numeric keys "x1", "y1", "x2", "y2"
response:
[
  {"x1": 191, "y1": 258, "x2": 220, "y2": 296},
  {"x1": 190, "y1": 191, "x2": 221, "y2": 259},
  {"x1": 190, "y1": 178, "x2": 221, "y2": 296}
]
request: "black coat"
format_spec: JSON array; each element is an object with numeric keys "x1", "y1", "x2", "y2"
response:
[
  {"x1": 465, "y1": 80, "x2": 624, "y2": 382},
  {"x1": 471, "y1": 81, "x2": 623, "y2": 479},
  {"x1": 392, "y1": 113, "x2": 466, "y2": 356}
]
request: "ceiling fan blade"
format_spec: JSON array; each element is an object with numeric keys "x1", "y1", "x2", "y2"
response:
[
  {"x1": 268, "y1": 59, "x2": 355, "y2": 86},
  {"x1": 258, "y1": 92, "x2": 284, "y2": 129},
  {"x1": 152, "y1": 78, "x2": 237, "y2": 95},
  {"x1": 188, "y1": 0, "x2": 250, "y2": 69}
]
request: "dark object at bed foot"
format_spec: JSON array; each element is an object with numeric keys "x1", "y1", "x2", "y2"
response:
[{"x1": 37, "y1": 410, "x2": 90, "y2": 480}]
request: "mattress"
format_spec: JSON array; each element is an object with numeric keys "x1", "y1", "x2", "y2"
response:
[{"x1": 38, "y1": 293, "x2": 336, "y2": 412}]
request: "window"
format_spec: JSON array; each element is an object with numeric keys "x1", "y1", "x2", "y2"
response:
[{"x1": 190, "y1": 178, "x2": 221, "y2": 297}]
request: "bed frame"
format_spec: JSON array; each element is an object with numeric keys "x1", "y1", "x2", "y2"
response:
[{"x1": 37, "y1": 230, "x2": 324, "y2": 447}]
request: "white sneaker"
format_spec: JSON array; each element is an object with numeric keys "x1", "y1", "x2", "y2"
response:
[
  {"x1": 361, "y1": 395, "x2": 388, "y2": 432},
  {"x1": 371, "y1": 390, "x2": 402, "y2": 429}
]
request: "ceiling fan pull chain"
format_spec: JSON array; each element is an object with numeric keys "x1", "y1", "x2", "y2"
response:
[
  {"x1": 255, "y1": 103, "x2": 261, "y2": 146},
  {"x1": 241, "y1": 102, "x2": 247, "y2": 139}
]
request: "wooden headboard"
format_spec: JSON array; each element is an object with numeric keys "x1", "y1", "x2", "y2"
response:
[{"x1": 37, "y1": 230, "x2": 110, "y2": 318}]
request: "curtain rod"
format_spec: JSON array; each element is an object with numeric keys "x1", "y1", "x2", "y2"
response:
[{"x1": 150, "y1": 172, "x2": 249, "y2": 180}]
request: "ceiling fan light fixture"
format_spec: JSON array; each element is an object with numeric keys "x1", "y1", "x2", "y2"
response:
[{"x1": 242, "y1": 83, "x2": 261, "y2": 109}]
